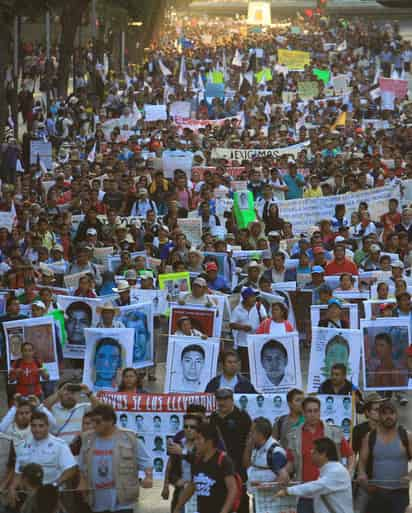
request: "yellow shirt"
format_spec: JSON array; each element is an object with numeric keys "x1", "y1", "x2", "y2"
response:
[{"x1": 303, "y1": 187, "x2": 323, "y2": 198}]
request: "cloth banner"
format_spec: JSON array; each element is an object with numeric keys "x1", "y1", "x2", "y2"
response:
[
  {"x1": 162, "y1": 150, "x2": 194, "y2": 178},
  {"x1": 277, "y1": 184, "x2": 400, "y2": 234},
  {"x1": 277, "y1": 49, "x2": 310, "y2": 70},
  {"x1": 211, "y1": 141, "x2": 310, "y2": 161}
]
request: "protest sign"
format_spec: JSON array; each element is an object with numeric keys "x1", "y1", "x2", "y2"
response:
[
  {"x1": 277, "y1": 184, "x2": 400, "y2": 235},
  {"x1": 297, "y1": 81, "x2": 319, "y2": 100},
  {"x1": 30, "y1": 140, "x2": 53, "y2": 169},
  {"x1": 119, "y1": 303, "x2": 154, "y2": 369},
  {"x1": 211, "y1": 141, "x2": 310, "y2": 160},
  {"x1": 57, "y1": 296, "x2": 102, "y2": 359},
  {"x1": 63, "y1": 271, "x2": 89, "y2": 291},
  {"x1": 158, "y1": 272, "x2": 191, "y2": 302},
  {"x1": 277, "y1": 49, "x2": 310, "y2": 70},
  {"x1": 247, "y1": 0, "x2": 271, "y2": 25},
  {"x1": 107, "y1": 251, "x2": 147, "y2": 274},
  {"x1": 310, "y1": 303, "x2": 359, "y2": 330},
  {"x1": 307, "y1": 327, "x2": 362, "y2": 393},
  {"x1": 144, "y1": 104, "x2": 167, "y2": 122},
  {"x1": 169, "y1": 101, "x2": 191, "y2": 119},
  {"x1": 207, "y1": 71, "x2": 224, "y2": 84},
  {"x1": 83, "y1": 328, "x2": 135, "y2": 392},
  {"x1": 363, "y1": 299, "x2": 396, "y2": 320},
  {"x1": 162, "y1": 150, "x2": 194, "y2": 178},
  {"x1": 248, "y1": 333, "x2": 302, "y2": 393},
  {"x1": 47, "y1": 309, "x2": 67, "y2": 347},
  {"x1": 169, "y1": 304, "x2": 217, "y2": 338},
  {"x1": 282, "y1": 91, "x2": 297, "y2": 104},
  {"x1": 233, "y1": 190, "x2": 256, "y2": 229},
  {"x1": 174, "y1": 116, "x2": 240, "y2": 133},
  {"x1": 205, "y1": 83, "x2": 225, "y2": 100},
  {"x1": 361, "y1": 318, "x2": 410, "y2": 391},
  {"x1": 313, "y1": 68, "x2": 331, "y2": 85},
  {"x1": 5, "y1": 316, "x2": 59, "y2": 381},
  {"x1": 379, "y1": 77, "x2": 408, "y2": 99},
  {"x1": 164, "y1": 336, "x2": 220, "y2": 393},
  {"x1": 332, "y1": 74, "x2": 351, "y2": 95},
  {"x1": 0, "y1": 211, "x2": 14, "y2": 232},
  {"x1": 319, "y1": 395, "x2": 353, "y2": 440},
  {"x1": 178, "y1": 218, "x2": 202, "y2": 247},
  {"x1": 255, "y1": 68, "x2": 272, "y2": 83},
  {"x1": 130, "y1": 289, "x2": 168, "y2": 317}
]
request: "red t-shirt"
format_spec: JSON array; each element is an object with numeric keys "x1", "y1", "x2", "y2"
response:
[
  {"x1": 287, "y1": 422, "x2": 353, "y2": 482},
  {"x1": 325, "y1": 258, "x2": 359, "y2": 276},
  {"x1": 10, "y1": 359, "x2": 43, "y2": 397}
]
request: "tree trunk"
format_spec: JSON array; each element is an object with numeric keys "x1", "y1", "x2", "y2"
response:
[
  {"x1": 57, "y1": 0, "x2": 90, "y2": 97},
  {"x1": 0, "y1": 8, "x2": 12, "y2": 141}
]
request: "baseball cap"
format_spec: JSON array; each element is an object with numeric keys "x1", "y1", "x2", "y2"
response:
[
  {"x1": 248, "y1": 261, "x2": 260, "y2": 269},
  {"x1": 328, "y1": 298, "x2": 342, "y2": 308},
  {"x1": 313, "y1": 247, "x2": 325, "y2": 255},
  {"x1": 32, "y1": 300, "x2": 46, "y2": 310},
  {"x1": 311, "y1": 266, "x2": 325, "y2": 274},
  {"x1": 370, "y1": 244, "x2": 381, "y2": 253},
  {"x1": 391, "y1": 261, "x2": 404, "y2": 269},
  {"x1": 335, "y1": 236, "x2": 346, "y2": 243},
  {"x1": 193, "y1": 277, "x2": 207, "y2": 287},
  {"x1": 241, "y1": 287, "x2": 258, "y2": 300},
  {"x1": 215, "y1": 388, "x2": 234, "y2": 400},
  {"x1": 268, "y1": 231, "x2": 280, "y2": 237},
  {"x1": 205, "y1": 262, "x2": 218, "y2": 272}
]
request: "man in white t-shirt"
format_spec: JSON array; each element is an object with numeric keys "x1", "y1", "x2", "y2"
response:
[
  {"x1": 44, "y1": 381, "x2": 99, "y2": 444},
  {"x1": 230, "y1": 287, "x2": 268, "y2": 375}
]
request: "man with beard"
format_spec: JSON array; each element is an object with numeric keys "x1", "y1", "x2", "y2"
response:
[
  {"x1": 43, "y1": 381, "x2": 99, "y2": 444},
  {"x1": 357, "y1": 401, "x2": 412, "y2": 513}
]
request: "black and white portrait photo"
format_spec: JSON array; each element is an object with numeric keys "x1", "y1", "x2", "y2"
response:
[
  {"x1": 247, "y1": 333, "x2": 301, "y2": 393},
  {"x1": 164, "y1": 336, "x2": 219, "y2": 393}
]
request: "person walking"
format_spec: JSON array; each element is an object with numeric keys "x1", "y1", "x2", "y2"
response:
[
  {"x1": 78, "y1": 404, "x2": 153, "y2": 513},
  {"x1": 357, "y1": 401, "x2": 411, "y2": 513},
  {"x1": 284, "y1": 396, "x2": 354, "y2": 513},
  {"x1": 277, "y1": 437, "x2": 354, "y2": 513}
]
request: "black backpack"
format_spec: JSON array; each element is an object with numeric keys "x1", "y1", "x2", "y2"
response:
[{"x1": 366, "y1": 426, "x2": 411, "y2": 478}]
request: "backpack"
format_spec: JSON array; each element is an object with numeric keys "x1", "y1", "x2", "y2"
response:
[
  {"x1": 366, "y1": 425, "x2": 411, "y2": 478},
  {"x1": 217, "y1": 451, "x2": 243, "y2": 512}
]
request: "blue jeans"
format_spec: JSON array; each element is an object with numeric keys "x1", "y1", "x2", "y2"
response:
[{"x1": 297, "y1": 498, "x2": 314, "y2": 513}]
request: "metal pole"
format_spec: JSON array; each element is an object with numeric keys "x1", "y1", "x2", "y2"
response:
[
  {"x1": 91, "y1": 0, "x2": 97, "y2": 39},
  {"x1": 121, "y1": 30, "x2": 125, "y2": 72},
  {"x1": 13, "y1": 17, "x2": 18, "y2": 78},
  {"x1": 45, "y1": 11, "x2": 51, "y2": 60}
]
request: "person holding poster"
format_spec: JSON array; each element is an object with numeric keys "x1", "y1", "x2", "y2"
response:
[
  {"x1": 367, "y1": 332, "x2": 408, "y2": 389},
  {"x1": 65, "y1": 301, "x2": 93, "y2": 346},
  {"x1": 96, "y1": 302, "x2": 125, "y2": 328},
  {"x1": 93, "y1": 337, "x2": 123, "y2": 390},
  {"x1": 318, "y1": 299, "x2": 349, "y2": 329},
  {"x1": 256, "y1": 301, "x2": 293, "y2": 335}
]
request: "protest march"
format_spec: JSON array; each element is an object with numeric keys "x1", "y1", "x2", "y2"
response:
[{"x1": 2, "y1": 4, "x2": 412, "y2": 513}]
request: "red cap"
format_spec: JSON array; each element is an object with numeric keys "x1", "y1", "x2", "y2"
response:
[
  {"x1": 205, "y1": 262, "x2": 218, "y2": 272},
  {"x1": 313, "y1": 246, "x2": 325, "y2": 254},
  {"x1": 379, "y1": 303, "x2": 393, "y2": 312}
]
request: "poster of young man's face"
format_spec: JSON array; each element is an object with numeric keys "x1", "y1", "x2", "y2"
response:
[
  {"x1": 169, "y1": 305, "x2": 216, "y2": 338},
  {"x1": 307, "y1": 327, "x2": 362, "y2": 393},
  {"x1": 119, "y1": 303, "x2": 154, "y2": 368},
  {"x1": 164, "y1": 336, "x2": 219, "y2": 393},
  {"x1": 247, "y1": 333, "x2": 302, "y2": 393},
  {"x1": 83, "y1": 328, "x2": 134, "y2": 392},
  {"x1": 4, "y1": 316, "x2": 60, "y2": 381},
  {"x1": 57, "y1": 295, "x2": 102, "y2": 359},
  {"x1": 361, "y1": 318, "x2": 410, "y2": 391}
]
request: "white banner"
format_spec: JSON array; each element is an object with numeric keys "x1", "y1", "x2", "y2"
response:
[
  {"x1": 144, "y1": 104, "x2": 167, "y2": 122},
  {"x1": 278, "y1": 184, "x2": 400, "y2": 234},
  {"x1": 211, "y1": 141, "x2": 310, "y2": 161},
  {"x1": 170, "y1": 101, "x2": 192, "y2": 119},
  {"x1": 162, "y1": 150, "x2": 194, "y2": 178},
  {"x1": 0, "y1": 211, "x2": 14, "y2": 232},
  {"x1": 178, "y1": 218, "x2": 203, "y2": 247}
]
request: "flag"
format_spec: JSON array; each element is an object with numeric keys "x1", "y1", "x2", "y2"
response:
[
  {"x1": 158, "y1": 58, "x2": 172, "y2": 77},
  {"x1": 232, "y1": 49, "x2": 243, "y2": 67},
  {"x1": 331, "y1": 111, "x2": 346, "y2": 131},
  {"x1": 87, "y1": 142, "x2": 97, "y2": 163},
  {"x1": 179, "y1": 56, "x2": 187, "y2": 87}
]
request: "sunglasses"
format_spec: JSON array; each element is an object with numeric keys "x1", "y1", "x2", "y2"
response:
[{"x1": 184, "y1": 424, "x2": 197, "y2": 429}]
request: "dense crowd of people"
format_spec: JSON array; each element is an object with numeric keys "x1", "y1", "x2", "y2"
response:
[{"x1": 1, "y1": 8, "x2": 412, "y2": 513}]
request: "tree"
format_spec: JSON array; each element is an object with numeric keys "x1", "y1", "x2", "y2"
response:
[{"x1": 57, "y1": 0, "x2": 91, "y2": 96}]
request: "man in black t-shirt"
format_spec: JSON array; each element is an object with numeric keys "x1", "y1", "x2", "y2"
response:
[{"x1": 172, "y1": 423, "x2": 238, "y2": 513}]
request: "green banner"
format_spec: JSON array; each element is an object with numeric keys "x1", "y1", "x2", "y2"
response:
[
  {"x1": 313, "y1": 68, "x2": 331, "y2": 85},
  {"x1": 255, "y1": 68, "x2": 272, "y2": 83}
]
